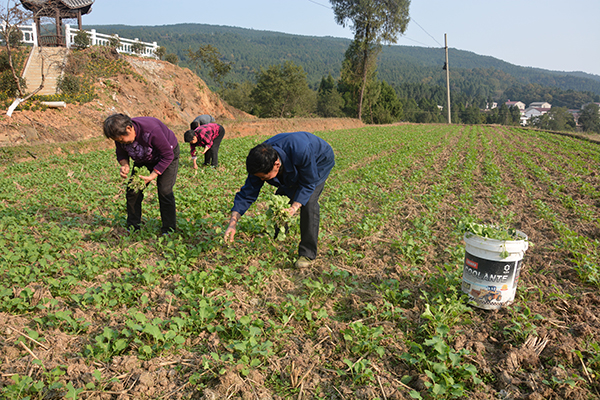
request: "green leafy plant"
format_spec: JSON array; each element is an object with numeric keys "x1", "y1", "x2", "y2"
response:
[
  {"x1": 459, "y1": 221, "x2": 521, "y2": 241},
  {"x1": 85, "y1": 327, "x2": 129, "y2": 361},
  {"x1": 72, "y1": 30, "x2": 91, "y2": 50},
  {"x1": 502, "y1": 305, "x2": 544, "y2": 344},
  {"x1": 127, "y1": 166, "x2": 149, "y2": 193},
  {"x1": 341, "y1": 358, "x2": 376, "y2": 385},
  {"x1": 401, "y1": 326, "x2": 482, "y2": 399},
  {"x1": 341, "y1": 321, "x2": 385, "y2": 358},
  {"x1": 264, "y1": 194, "x2": 295, "y2": 240}
]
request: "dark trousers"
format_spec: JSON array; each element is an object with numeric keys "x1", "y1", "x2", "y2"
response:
[
  {"x1": 127, "y1": 145, "x2": 179, "y2": 234},
  {"x1": 277, "y1": 180, "x2": 326, "y2": 260},
  {"x1": 204, "y1": 126, "x2": 225, "y2": 167}
]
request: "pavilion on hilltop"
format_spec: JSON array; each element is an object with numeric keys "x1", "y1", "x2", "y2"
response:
[{"x1": 19, "y1": 0, "x2": 94, "y2": 46}]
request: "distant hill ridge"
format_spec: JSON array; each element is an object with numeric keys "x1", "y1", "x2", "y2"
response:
[{"x1": 83, "y1": 23, "x2": 600, "y2": 104}]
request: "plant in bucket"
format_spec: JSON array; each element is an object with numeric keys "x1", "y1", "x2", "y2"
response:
[{"x1": 459, "y1": 222, "x2": 530, "y2": 310}]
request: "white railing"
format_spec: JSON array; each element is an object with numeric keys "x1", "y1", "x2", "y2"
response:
[
  {"x1": 65, "y1": 24, "x2": 158, "y2": 58},
  {"x1": 1, "y1": 22, "x2": 158, "y2": 58},
  {"x1": 0, "y1": 21, "x2": 37, "y2": 45}
]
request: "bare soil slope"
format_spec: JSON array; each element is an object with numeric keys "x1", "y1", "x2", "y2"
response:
[{"x1": 0, "y1": 53, "x2": 364, "y2": 148}]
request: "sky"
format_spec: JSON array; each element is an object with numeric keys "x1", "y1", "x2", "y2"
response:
[{"x1": 82, "y1": 0, "x2": 600, "y2": 77}]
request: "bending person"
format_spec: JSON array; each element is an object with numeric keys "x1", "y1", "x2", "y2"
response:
[
  {"x1": 184, "y1": 123, "x2": 225, "y2": 168},
  {"x1": 103, "y1": 113, "x2": 179, "y2": 234},
  {"x1": 224, "y1": 131, "x2": 335, "y2": 268},
  {"x1": 190, "y1": 114, "x2": 215, "y2": 130}
]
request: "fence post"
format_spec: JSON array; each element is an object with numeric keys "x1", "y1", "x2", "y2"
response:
[
  {"x1": 90, "y1": 29, "x2": 97, "y2": 46},
  {"x1": 31, "y1": 22, "x2": 37, "y2": 47},
  {"x1": 65, "y1": 24, "x2": 71, "y2": 48}
]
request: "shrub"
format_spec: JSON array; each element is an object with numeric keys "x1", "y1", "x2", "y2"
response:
[
  {"x1": 56, "y1": 74, "x2": 84, "y2": 95},
  {"x1": 108, "y1": 35, "x2": 120, "y2": 50},
  {"x1": 154, "y1": 46, "x2": 166, "y2": 60},
  {"x1": 164, "y1": 53, "x2": 178, "y2": 65},
  {"x1": 73, "y1": 30, "x2": 91, "y2": 50},
  {"x1": 131, "y1": 42, "x2": 145, "y2": 55},
  {"x1": 7, "y1": 28, "x2": 22, "y2": 48}
]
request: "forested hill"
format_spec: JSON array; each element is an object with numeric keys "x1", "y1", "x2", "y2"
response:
[{"x1": 83, "y1": 23, "x2": 600, "y2": 103}]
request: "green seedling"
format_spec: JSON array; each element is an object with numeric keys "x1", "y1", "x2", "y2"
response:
[
  {"x1": 265, "y1": 194, "x2": 294, "y2": 240},
  {"x1": 127, "y1": 166, "x2": 150, "y2": 193},
  {"x1": 460, "y1": 221, "x2": 521, "y2": 241}
]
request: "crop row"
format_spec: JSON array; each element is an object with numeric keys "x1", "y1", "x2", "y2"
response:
[{"x1": 1, "y1": 125, "x2": 599, "y2": 399}]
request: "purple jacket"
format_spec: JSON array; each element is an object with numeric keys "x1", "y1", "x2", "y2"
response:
[{"x1": 115, "y1": 117, "x2": 178, "y2": 175}]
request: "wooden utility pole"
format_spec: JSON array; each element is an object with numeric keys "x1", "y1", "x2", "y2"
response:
[{"x1": 444, "y1": 34, "x2": 451, "y2": 124}]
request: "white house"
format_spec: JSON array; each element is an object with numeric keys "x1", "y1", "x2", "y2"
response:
[
  {"x1": 505, "y1": 101, "x2": 525, "y2": 111},
  {"x1": 522, "y1": 107, "x2": 551, "y2": 126}
]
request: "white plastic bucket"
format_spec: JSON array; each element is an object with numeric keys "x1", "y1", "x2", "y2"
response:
[{"x1": 461, "y1": 230, "x2": 528, "y2": 310}]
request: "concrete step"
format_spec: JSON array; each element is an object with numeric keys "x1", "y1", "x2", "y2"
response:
[{"x1": 22, "y1": 47, "x2": 68, "y2": 96}]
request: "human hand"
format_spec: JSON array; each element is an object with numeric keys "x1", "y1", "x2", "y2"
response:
[
  {"x1": 224, "y1": 212, "x2": 241, "y2": 243},
  {"x1": 224, "y1": 226, "x2": 236, "y2": 243},
  {"x1": 119, "y1": 164, "x2": 130, "y2": 179},
  {"x1": 139, "y1": 171, "x2": 159, "y2": 184},
  {"x1": 284, "y1": 202, "x2": 302, "y2": 217},
  {"x1": 202, "y1": 146, "x2": 211, "y2": 154}
]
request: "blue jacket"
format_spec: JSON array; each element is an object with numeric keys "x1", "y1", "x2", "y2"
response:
[{"x1": 232, "y1": 132, "x2": 335, "y2": 216}]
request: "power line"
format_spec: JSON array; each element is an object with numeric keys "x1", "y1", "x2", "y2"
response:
[
  {"x1": 306, "y1": 0, "x2": 331, "y2": 9},
  {"x1": 304, "y1": 1, "x2": 441, "y2": 49},
  {"x1": 397, "y1": 36, "x2": 431, "y2": 47},
  {"x1": 410, "y1": 18, "x2": 443, "y2": 47}
]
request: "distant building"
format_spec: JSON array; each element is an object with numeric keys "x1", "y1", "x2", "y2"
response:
[
  {"x1": 522, "y1": 107, "x2": 551, "y2": 126},
  {"x1": 529, "y1": 102, "x2": 552, "y2": 109},
  {"x1": 505, "y1": 101, "x2": 525, "y2": 111},
  {"x1": 568, "y1": 110, "x2": 580, "y2": 125},
  {"x1": 581, "y1": 102, "x2": 600, "y2": 112}
]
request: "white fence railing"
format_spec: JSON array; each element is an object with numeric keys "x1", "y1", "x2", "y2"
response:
[
  {"x1": 65, "y1": 24, "x2": 158, "y2": 58},
  {"x1": 1, "y1": 22, "x2": 158, "y2": 58},
  {"x1": 0, "y1": 21, "x2": 37, "y2": 45}
]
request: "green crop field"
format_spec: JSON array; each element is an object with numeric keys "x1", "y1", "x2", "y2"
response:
[{"x1": 1, "y1": 124, "x2": 599, "y2": 400}]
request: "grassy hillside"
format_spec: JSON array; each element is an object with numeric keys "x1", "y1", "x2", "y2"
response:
[{"x1": 84, "y1": 23, "x2": 600, "y2": 103}]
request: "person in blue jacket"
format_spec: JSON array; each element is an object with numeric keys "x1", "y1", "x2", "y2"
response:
[{"x1": 224, "y1": 131, "x2": 335, "y2": 268}]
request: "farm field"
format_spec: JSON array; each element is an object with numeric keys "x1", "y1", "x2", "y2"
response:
[{"x1": 1, "y1": 124, "x2": 599, "y2": 400}]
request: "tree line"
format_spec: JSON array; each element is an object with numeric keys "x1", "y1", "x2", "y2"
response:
[
  {"x1": 83, "y1": 23, "x2": 600, "y2": 100},
  {"x1": 81, "y1": 19, "x2": 600, "y2": 132}
]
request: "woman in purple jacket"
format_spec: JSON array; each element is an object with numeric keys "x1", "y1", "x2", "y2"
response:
[{"x1": 103, "y1": 113, "x2": 179, "y2": 234}]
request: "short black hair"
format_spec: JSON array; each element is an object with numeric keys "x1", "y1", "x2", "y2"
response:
[
  {"x1": 246, "y1": 143, "x2": 279, "y2": 175},
  {"x1": 103, "y1": 113, "x2": 132, "y2": 140},
  {"x1": 190, "y1": 121, "x2": 199, "y2": 130},
  {"x1": 184, "y1": 129, "x2": 196, "y2": 143}
]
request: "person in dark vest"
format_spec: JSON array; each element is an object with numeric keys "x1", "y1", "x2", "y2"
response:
[{"x1": 190, "y1": 114, "x2": 215, "y2": 130}]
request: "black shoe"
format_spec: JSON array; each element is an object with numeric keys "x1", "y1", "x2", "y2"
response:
[{"x1": 127, "y1": 225, "x2": 140, "y2": 233}]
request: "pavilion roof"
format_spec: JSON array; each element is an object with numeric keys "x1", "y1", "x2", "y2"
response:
[{"x1": 20, "y1": 0, "x2": 94, "y2": 17}]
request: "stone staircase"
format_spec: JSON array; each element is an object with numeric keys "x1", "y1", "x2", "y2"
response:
[{"x1": 22, "y1": 47, "x2": 68, "y2": 96}]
